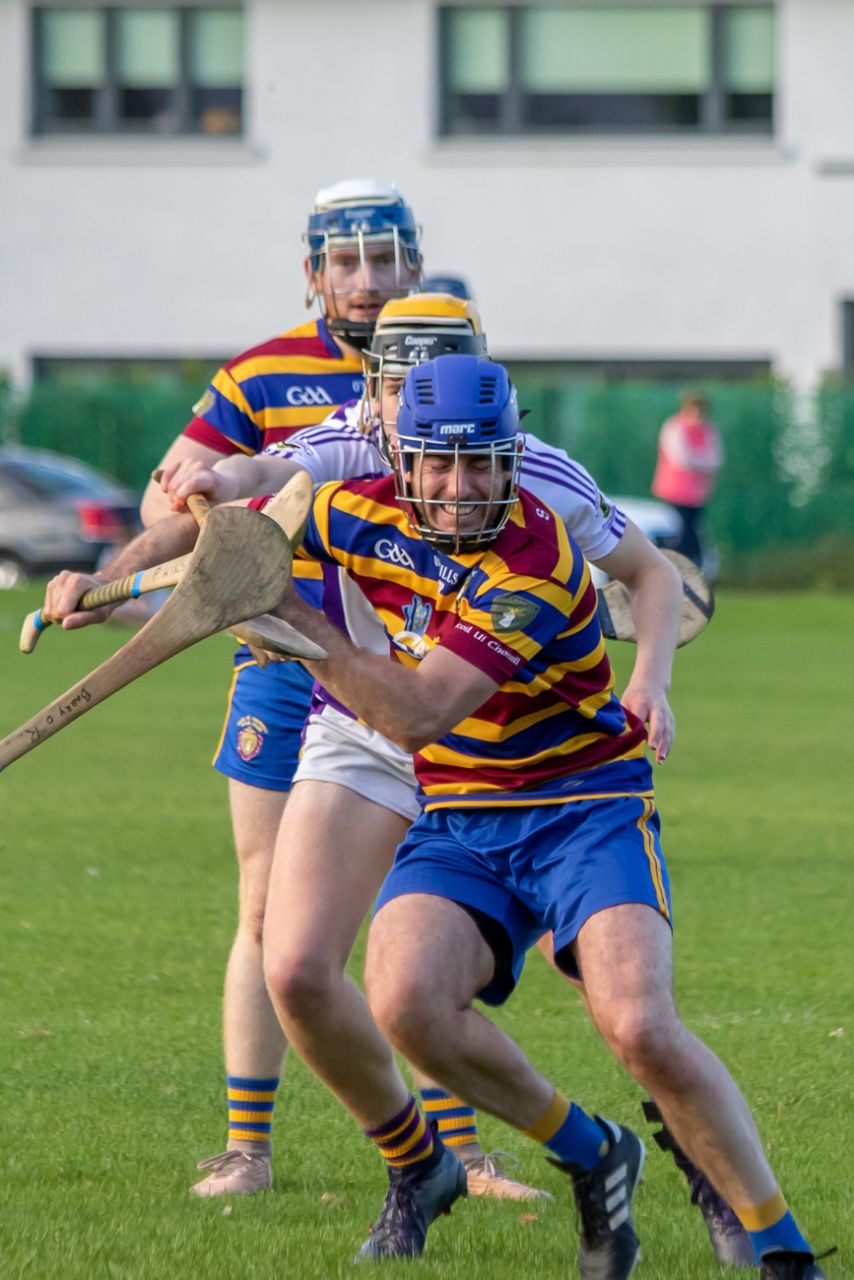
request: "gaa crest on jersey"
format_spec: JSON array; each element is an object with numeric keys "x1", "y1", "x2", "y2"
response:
[
  {"x1": 193, "y1": 389, "x2": 216, "y2": 418},
  {"x1": 599, "y1": 493, "x2": 612, "y2": 519},
  {"x1": 490, "y1": 593, "x2": 540, "y2": 633},
  {"x1": 236, "y1": 714, "x2": 268, "y2": 762}
]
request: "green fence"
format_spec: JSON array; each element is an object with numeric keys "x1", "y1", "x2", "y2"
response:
[
  {"x1": 1, "y1": 381, "x2": 192, "y2": 496},
  {"x1": 511, "y1": 376, "x2": 853, "y2": 586},
  {"x1": 2, "y1": 376, "x2": 852, "y2": 587}
]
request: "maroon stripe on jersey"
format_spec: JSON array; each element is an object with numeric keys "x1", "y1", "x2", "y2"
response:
[
  {"x1": 348, "y1": 572, "x2": 448, "y2": 620},
  {"x1": 471, "y1": 684, "x2": 576, "y2": 728},
  {"x1": 496, "y1": 497, "x2": 565, "y2": 577},
  {"x1": 182, "y1": 417, "x2": 242, "y2": 455},
  {"x1": 415, "y1": 723, "x2": 645, "y2": 793},
  {"x1": 222, "y1": 333, "x2": 330, "y2": 370}
]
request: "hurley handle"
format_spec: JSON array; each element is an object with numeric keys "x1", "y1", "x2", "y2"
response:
[{"x1": 151, "y1": 469, "x2": 211, "y2": 528}]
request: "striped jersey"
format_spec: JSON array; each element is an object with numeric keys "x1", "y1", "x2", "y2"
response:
[
  {"x1": 183, "y1": 318, "x2": 365, "y2": 457},
  {"x1": 299, "y1": 475, "x2": 647, "y2": 810},
  {"x1": 260, "y1": 400, "x2": 628, "y2": 685}
]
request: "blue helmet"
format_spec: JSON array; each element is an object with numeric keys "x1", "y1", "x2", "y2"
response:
[
  {"x1": 390, "y1": 354, "x2": 524, "y2": 552},
  {"x1": 421, "y1": 273, "x2": 473, "y2": 301},
  {"x1": 304, "y1": 179, "x2": 422, "y2": 350}
]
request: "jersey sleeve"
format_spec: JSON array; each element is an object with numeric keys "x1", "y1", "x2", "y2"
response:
[
  {"x1": 182, "y1": 368, "x2": 263, "y2": 456},
  {"x1": 519, "y1": 436, "x2": 626, "y2": 562},
  {"x1": 261, "y1": 406, "x2": 383, "y2": 486}
]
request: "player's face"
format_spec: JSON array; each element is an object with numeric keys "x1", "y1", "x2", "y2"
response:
[
  {"x1": 309, "y1": 242, "x2": 420, "y2": 328},
  {"x1": 379, "y1": 375, "x2": 404, "y2": 430},
  {"x1": 409, "y1": 451, "x2": 510, "y2": 540}
]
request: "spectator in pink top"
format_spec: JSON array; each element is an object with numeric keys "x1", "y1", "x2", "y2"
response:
[{"x1": 652, "y1": 391, "x2": 723, "y2": 565}]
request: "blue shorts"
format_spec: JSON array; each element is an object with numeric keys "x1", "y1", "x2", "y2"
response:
[
  {"x1": 374, "y1": 790, "x2": 671, "y2": 1006},
  {"x1": 212, "y1": 652, "x2": 315, "y2": 791}
]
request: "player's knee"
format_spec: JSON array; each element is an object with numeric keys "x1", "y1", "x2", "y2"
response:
[
  {"x1": 599, "y1": 1000, "x2": 678, "y2": 1079},
  {"x1": 264, "y1": 951, "x2": 335, "y2": 1025},
  {"x1": 367, "y1": 974, "x2": 439, "y2": 1056}
]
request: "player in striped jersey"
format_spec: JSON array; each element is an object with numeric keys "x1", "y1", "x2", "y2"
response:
[
  {"x1": 140, "y1": 180, "x2": 424, "y2": 1195},
  {"x1": 159, "y1": 297, "x2": 751, "y2": 1249},
  {"x1": 270, "y1": 354, "x2": 826, "y2": 1277}
]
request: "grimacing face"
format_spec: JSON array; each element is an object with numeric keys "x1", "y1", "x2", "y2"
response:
[{"x1": 407, "y1": 450, "x2": 511, "y2": 540}]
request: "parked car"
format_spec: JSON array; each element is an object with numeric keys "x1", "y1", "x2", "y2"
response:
[
  {"x1": 590, "y1": 495, "x2": 718, "y2": 585},
  {"x1": 0, "y1": 446, "x2": 138, "y2": 588}
]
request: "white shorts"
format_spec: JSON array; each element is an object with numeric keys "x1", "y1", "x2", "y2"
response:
[{"x1": 293, "y1": 705, "x2": 421, "y2": 823}]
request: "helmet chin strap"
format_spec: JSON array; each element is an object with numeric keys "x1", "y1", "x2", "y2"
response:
[{"x1": 324, "y1": 317, "x2": 376, "y2": 352}]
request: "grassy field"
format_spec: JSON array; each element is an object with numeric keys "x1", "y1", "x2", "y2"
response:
[{"x1": 0, "y1": 585, "x2": 851, "y2": 1280}]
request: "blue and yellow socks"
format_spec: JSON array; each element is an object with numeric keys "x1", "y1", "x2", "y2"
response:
[
  {"x1": 419, "y1": 1088, "x2": 478, "y2": 1149},
  {"x1": 525, "y1": 1091, "x2": 609, "y2": 1170},
  {"x1": 735, "y1": 1189, "x2": 812, "y2": 1261},
  {"x1": 226, "y1": 1074, "x2": 278, "y2": 1151},
  {"x1": 365, "y1": 1094, "x2": 440, "y2": 1178}
]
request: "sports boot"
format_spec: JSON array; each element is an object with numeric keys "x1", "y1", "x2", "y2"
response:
[
  {"x1": 190, "y1": 1148, "x2": 272, "y2": 1196},
  {"x1": 356, "y1": 1140, "x2": 467, "y2": 1262},
  {"x1": 760, "y1": 1248, "x2": 836, "y2": 1279},
  {"x1": 642, "y1": 1099, "x2": 754, "y2": 1268},
  {"x1": 552, "y1": 1117, "x2": 644, "y2": 1280},
  {"x1": 459, "y1": 1148, "x2": 553, "y2": 1202}
]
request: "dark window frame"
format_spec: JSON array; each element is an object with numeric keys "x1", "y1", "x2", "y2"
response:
[
  {"x1": 438, "y1": 3, "x2": 775, "y2": 139},
  {"x1": 31, "y1": 4, "x2": 245, "y2": 138}
]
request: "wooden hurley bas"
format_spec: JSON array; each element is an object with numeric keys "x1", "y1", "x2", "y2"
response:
[{"x1": 0, "y1": 501, "x2": 324, "y2": 775}]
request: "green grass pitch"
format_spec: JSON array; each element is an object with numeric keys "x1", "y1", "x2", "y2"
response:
[{"x1": 1, "y1": 586, "x2": 851, "y2": 1279}]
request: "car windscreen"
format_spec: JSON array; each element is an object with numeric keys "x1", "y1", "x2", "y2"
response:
[{"x1": 0, "y1": 459, "x2": 122, "y2": 501}]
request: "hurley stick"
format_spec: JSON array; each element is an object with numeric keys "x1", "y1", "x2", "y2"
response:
[
  {"x1": 20, "y1": 471, "x2": 316, "y2": 654},
  {"x1": 19, "y1": 553, "x2": 193, "y2": 654},
  {"x1": 0, "y1": 505, "x2": 295, "y2": 774},
  {"x1": 597, "y1": 549, "x2": 714, "y2": 648}
]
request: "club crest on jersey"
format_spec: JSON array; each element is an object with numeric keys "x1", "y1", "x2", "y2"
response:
[
  {"x1": 491, "y1": 593, "x2": 540, "y2": 633},
  {"x1": 599, "y1": 493, "x2": 612, "y2": 519},
  {"x1": 192, "y1": 389, "x2": 216, "y2": 418},
  {"x1": 236, "y1": 714, "x2": 268, "y2": 762},
  {"x1": 393, "y1": 594, "x2": 435, "y2": 660}
]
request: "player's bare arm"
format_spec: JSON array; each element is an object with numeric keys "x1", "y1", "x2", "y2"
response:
[
  {"x1": 592, "y1": 519, "x2": 682, "y2": 763},
  {"x1": 277, "y1": 591, "x2": 498, "y2": 753},
  {"x1": 42, "y1": 512, "x2": 199, "y2": 630},
  {"x1": 158, "y1": 453, "x2": 307, "y2": 511}
]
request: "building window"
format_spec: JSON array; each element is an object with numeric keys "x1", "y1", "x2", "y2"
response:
[
  {"x1": 32, "y1": 6, "x2": 245, "y2": 136},
  {"x1": 439, "y1": 4, "x2": 775, "y2": 137}
]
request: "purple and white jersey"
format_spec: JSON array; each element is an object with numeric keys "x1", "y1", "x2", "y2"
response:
[{"x1": 264, "y1": 400, "x2": 626, "y2": 559}]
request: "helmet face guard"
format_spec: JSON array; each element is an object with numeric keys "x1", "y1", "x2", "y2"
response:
[
  {"x1": 389, "y1": 355, "x2": 524, "y2": 554},
  {"x1": 304, "y1": 191, "x2": 422, "y2": 350},
  {"x1": 363, "y1": 292, "x2": 488, "y2": 443}
]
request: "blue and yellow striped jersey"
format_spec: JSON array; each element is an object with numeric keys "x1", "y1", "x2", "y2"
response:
[
  {"x1": 299, "y1": 475, "x2": 648, "y2": 810},
  {"x1": 183, "y1": 318, "x2": 365, "y2": 457}
]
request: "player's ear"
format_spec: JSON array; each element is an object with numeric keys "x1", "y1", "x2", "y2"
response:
[{"x1": 303, "y1": 256, "x2": 318, "y2": 308}]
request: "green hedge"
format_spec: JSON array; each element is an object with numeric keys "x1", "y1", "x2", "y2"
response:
[
  {"x1": 4, "y1": 382, "x2": 193, "y2": 495},
  {"x1": 3, "y1": 375, "x2": 852, "y2": 586},
  {"x1": 512, "y1": 376, "x2": 853, "y2": 584}
]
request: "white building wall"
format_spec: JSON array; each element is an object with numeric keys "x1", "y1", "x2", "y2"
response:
[{"x1": 2, "y1": 0, "x2": 854, "y2": 389}]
